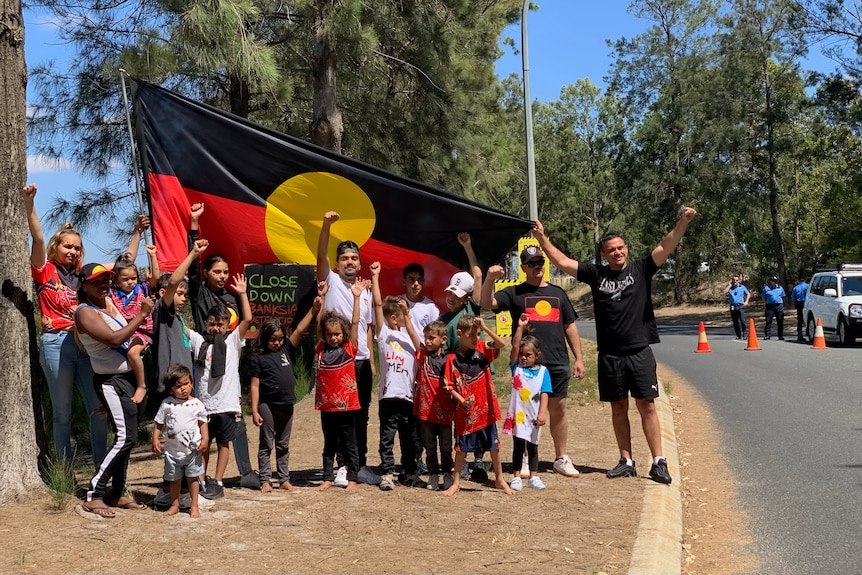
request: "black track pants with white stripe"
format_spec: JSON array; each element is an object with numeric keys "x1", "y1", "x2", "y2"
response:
[{"x1": 86, "y1": 371, "x2": 142, "y2": 502}]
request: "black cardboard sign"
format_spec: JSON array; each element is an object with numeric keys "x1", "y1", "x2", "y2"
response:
[{"x1": 245, "y1": 263, "x2": 316, "y2": 337}]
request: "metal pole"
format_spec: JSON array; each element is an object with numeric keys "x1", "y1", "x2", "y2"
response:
[
  {"x1": 522, "y1": 0, "x2": 538, "y2": 221},
  {"x1": 119, "y1": 69, "x2": 152, "y2": 244}
]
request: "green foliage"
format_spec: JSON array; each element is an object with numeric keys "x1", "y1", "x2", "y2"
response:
[{"x1": 40, "y1": 451, "x2": 79, "y2": 510}]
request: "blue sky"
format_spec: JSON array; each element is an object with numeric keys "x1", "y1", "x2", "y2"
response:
[{"x1": 22, "y1": 1, "x2": 838, "y2": 264}]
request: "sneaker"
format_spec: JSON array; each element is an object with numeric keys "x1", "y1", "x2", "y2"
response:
[
  {"x1": 460, "y1": 460, "x2": 469, "y2": 479},
  {"x1": 442, "y1": 473, "x2": 454, "y2": 490},
  {"x1": 426, "y1": 474, "x2": 439, "y2": 491},
  {"x1": 553, "y1": 455, "x2": 580, "y2": 477},
  {"x1": 778, "y1": 336, "x2": 785, "y2": 341},
  {"x1": 606, "y1": 458, "x2": 637, "y2": 479},
  {"x1": 201, "y1": 477, "x2": 224, "y2": 499},
  {"x1": 471, "y1": 459, "x2": 488, "y2": 481},
  {"x1": 379, "y1": 474, "x2": 396, "y2": 491},
  {"x1": 527, "y1": 476, "x2": 546, "y2": 490},
  {"x1": 520, "y1": 455, "x2": 530, "y2": 476},
  {"x1": 649, "y1": 458, "x2": 672, "y2": 484},
  {"x1": 333, "y1": 466, "x2": 348, "y2": 488},
  {"x1": 415, "y1": 457, "x2": 429, "y2": 475},
  {"x1": 509, "y1": 476, "x2": 523, "y2": 491}
]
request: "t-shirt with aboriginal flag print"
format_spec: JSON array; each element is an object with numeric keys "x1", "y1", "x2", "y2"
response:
[
  {"x1": 493, "y1": 283, "x2": 577, "y2": 367},
  {"x1": 32, "y1": 261, "x2": 80, "y2": 332},
  {"x1": 413, "y1": 349, "x2": 453, "y2": 425},
  {"x1": 443, "y1": 341, "x2": 501, "y2": 436},
  {"x1": 314, "y1": 340, "x2": 360, "y2": 412}
]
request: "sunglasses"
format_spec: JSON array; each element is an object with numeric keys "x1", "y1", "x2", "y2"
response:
[{"x1": 524, "y1": 258, "x2": 545, "y2": 268}]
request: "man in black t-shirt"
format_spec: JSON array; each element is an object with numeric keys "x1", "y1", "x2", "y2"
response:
[
  {"x1": 531, "y1": 207, "x2": 697, "y2": 485},
  {"x1": 481, "y1": 246, "x2": 586, "y2": 478}
]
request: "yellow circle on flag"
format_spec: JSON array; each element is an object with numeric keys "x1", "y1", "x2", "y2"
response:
[
  {"x1": 264, "y1": 172, "x2": 376, "y2": 264},
  {"x1": 534, "y1": 299, "x2": 552, "y2": 317}
]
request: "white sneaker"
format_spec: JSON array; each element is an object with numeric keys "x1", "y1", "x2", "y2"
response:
[
  {"x1": 334, "y1": 466, "x2": 349, "y2": 487},
  {"x1": 510, "y1": 476, "x2": 523, "y2": 491},
  {"x1": 527, "y1": 475, "x2": 546, "y2": 490},
  {"x1": 520, "y1": 454, "x2": 530, "y2": 476},
  {"x1": 553, "y1": 455, "x2": 579, "y2": 477},
  {"x1": 379, "y1": 474, "x2": 396, "y2": 491}
]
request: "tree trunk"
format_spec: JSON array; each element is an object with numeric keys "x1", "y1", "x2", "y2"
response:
[
  {"x1": 311, "y1": 8, "x2": 343, "y2": 153},
  {"x1": 228, "y1": 74, "x2": 250, "y2": 119},
  {"x1": 0, "y1": 0, "x2": 44, "y2": 503}
]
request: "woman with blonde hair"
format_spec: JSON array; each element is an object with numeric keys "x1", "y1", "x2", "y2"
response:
[{"x1": 22, "y1": 183, "x2": 148, "y2": 467}]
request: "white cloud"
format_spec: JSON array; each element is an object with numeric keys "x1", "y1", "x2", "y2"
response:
[{"x1": 27, "y1": 154, "x2": 74, "y2": 174}]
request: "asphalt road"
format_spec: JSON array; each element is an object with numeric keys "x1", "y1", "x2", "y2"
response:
[{"x1": 576, "y1": 321, "x2": 862, "y2": 575}]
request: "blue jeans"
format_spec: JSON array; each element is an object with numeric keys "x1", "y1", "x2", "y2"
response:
[{"x1": 39, "y1": 331, "x2": 108, "y2": 466}]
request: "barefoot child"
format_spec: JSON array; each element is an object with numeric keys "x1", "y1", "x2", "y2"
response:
[
  {"x1": 413, "y1": 320, "x2": 454, "y2": 491},
  {"x1": 187, "y1": 273, "x2": 253, "y2": 498},
  {"x1": 441, "y1": 315, "x2": 515, "y2": 496},
  {"x1": 315, "y1": 279, "x2": 368, "y2": 493},
  {"x1": 250, "y1": 288, "x2": 324, "y2": 492},
  {"x1": 110, "y1": 244, "x2": 160, "y2": 403},
  {"x1": 502, "y1": 314, "x2": 551, "y2": 491},
  {"x1": 152, "y1": 364, "x2": 208, "y2": 517}
]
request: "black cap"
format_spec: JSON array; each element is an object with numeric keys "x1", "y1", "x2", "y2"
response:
[
  {"x1": 79, "y1": 263, "x2": 115, "y2": 282},
  {"x1": 519, "y1": 245, "x2": 543, "y2": 265},
  {"x1": 336, "y1": 240, "x2": 360, "y2": 256}
]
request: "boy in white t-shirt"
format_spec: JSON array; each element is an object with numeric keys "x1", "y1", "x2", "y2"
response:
[
  {"x1": 187, "y1": 273, "x2": 253, "y2": 499},
  {"x1": 399, "y1": 263, "x2": 440, "y2": 335},
  {"x1": 370, "y1": 261, "x2": 422, "y2": 491},
  {"x1": 152, "y1": 364, "x2": 208, "y2": 517}
]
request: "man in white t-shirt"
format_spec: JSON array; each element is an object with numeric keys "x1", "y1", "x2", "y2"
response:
[{"x1": 317, "y1": 212, "x2": 375, "y2": 482}]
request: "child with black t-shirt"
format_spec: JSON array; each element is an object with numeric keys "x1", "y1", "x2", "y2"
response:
[{"x1": 250, "y1": 291, "x2": 323, "y2": 492}]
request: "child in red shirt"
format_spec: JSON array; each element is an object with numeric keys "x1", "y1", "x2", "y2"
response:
[
  {"x1": 441, "y1": 315, "x2": 515, "y2": 496},
  {"x1": 315, "y1": 279, "x2": 369, "y2": 493}
]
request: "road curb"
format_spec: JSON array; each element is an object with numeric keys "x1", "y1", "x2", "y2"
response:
[{"x1": 627, "y1": 382, "x2": 683, "y2": 575}]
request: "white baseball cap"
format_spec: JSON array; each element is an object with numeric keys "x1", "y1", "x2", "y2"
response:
[{"x1": 445, "y1": 271, "x2": 474, "y2": 298}]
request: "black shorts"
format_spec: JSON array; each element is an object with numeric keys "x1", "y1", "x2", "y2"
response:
[
  {"x1": 208, "y1": 412, "x2": 239, "y2": 444},
  {"x1": 545, "y1": 364, "x2": 572, "y2": 398},
  {"x1": 455, "y1": 424, "x2": 499, "y2": 453},
  {"x1": 597, "y1": 346, "x2": 659, "y2": 402}
]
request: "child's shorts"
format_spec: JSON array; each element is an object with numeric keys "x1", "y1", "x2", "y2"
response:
[
  {"x1": 455, "y1": 424, "x2": 499, "y2": 453},
  {"x1": 164, "y1": 451, "x2": 204, "y2": 481},
  {"x1": 208, "y1": 412, "x2": 239, "y2": 444}
]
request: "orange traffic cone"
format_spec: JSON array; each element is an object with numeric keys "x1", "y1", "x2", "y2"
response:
[
  {"x1": 811, "y1": 318, "x2": 827, "y2": 349},
  {"x1": 744, "y1": 318, "x2": 761, "y2": 351},
  {"x1": 695, "y1": 321, "x2": 713, "y2": 353}
]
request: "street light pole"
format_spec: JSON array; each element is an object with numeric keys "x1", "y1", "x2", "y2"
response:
[{"x1": 522, "y1": 0, "x2": 538, "y2": 221}]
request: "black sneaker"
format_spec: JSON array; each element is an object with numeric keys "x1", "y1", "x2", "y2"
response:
[
  {"x1": 201, "y1": 477, "x2": 224, "y2": 500},
  {"x1": 649, "y1": 458, "x2": 672, "y2": 484},
  {"x1": 606, "y1": 458, "x2": 636, "y2": 478}
]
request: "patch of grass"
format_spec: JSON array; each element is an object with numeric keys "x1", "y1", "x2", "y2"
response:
[
  {"x1": 40, "y1": 451, "x2": 79, "y2": 510},
  {"x1": 293, "y1": 347, "x2": 314, "y2": 399}
]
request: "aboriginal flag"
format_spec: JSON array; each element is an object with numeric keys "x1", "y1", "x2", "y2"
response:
[{"x1": 132, "y1": 79, "x2": 532, "y2": 302}]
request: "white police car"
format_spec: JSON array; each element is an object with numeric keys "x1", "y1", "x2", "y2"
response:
[{"x1": 803, "y1": 264, "x2": 862, "y2": 345}]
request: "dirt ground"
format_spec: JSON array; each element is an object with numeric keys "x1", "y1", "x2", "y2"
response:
[{"x1": 0, "y1": 304, "x2": 760, "y2": 575}]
